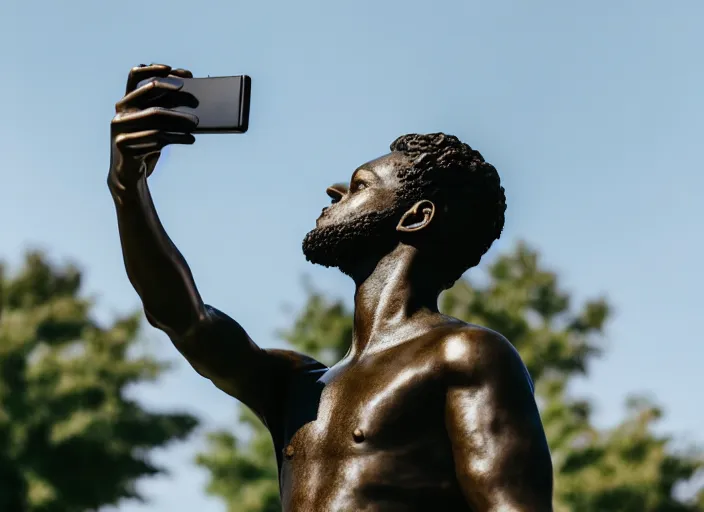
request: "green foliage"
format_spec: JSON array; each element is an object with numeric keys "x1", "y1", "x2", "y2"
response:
[
  {"x1": 0, "y1": 251, "x2": 198, "y2": 511},
  {"x1": 277, "y1": 281, "x2": 352, "y2": 367},
  {"x1": 195, "y1": 409, "x2": 280, "y2": 512},
  {"x1": 196, "y1": 241, "x2": 703, "y2": 511}
]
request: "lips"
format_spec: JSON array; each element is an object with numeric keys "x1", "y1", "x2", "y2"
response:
[
  {"x1": 316, "y1": 208, "x2": 327, "y2": 227},
  {"x1": 318, "y1": 207, "x2": 331, "y2": 221}
]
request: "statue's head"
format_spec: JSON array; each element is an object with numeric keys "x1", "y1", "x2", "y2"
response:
[{"x1": 302, "y1": 133, "x2": 506, "y2": 291}]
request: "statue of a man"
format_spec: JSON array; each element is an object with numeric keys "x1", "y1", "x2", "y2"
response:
[{"x1": 108, "y1": 64, "x2": 553, "y2": 511}]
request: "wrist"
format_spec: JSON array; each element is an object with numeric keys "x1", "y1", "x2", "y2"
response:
[{"x1": 108, "y1": 169, "x2": 146, "y2": 205}]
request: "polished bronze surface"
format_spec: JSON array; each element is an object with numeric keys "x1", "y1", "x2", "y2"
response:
[{"x1": 108, "y1": 63, "x2": 554, "y2": 511}]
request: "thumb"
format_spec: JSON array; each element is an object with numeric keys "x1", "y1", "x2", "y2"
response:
[{"x1": 144, "y1": 152, "x2": 160, "y2": 177}]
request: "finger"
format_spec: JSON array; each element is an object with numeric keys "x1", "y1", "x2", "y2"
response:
[
  {"x1": 117, "y1": 77, "x2": 182, "y2": 111},
  {"x1": 163, "y1": 132, "x2": 196, "y2": 145},
  {"x1": 115, "y1": 130, "x2": 162, "y2": 155},
  {"x1": 116, "y1": 77, "x2": 198, "y2": 111},
  {"x1": 170, "y1": 68, "x2": 193, "y2": 78},
  {"x1": 126, "y1": 63, "x2": 172, "y2": 93},
  {"x1": 112, "y1": 107, "x2": 199, "y2": 133},
  {"x1": 116, "y1": 130, "x2": 196, "y2": 154}
]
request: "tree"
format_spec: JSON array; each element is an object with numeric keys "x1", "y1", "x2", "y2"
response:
[
  {"x1": 0, "y1": 251, "x2": 198, "y2": 511},
  {"x1": 196, "y1": 241, "x2": 704, "y2": 511}
]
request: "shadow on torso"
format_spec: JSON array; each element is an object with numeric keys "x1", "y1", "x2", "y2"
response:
[{"x1": 272, "y1": 337, "x2": 471, "y2": 511}]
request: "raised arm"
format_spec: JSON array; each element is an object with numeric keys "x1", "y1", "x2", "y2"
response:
[
  {"x1": 107, "y1": 64, "x2": 323, "y2": 425},
  {"x1": 108, "y1": 64, "x2": 203, "y2": 336},
  {"x1": 443, "y1": 329, "x2": 554, "y2": 512}
]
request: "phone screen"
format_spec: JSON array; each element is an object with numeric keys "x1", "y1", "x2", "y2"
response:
[{"x1": 137, "y1": 75, "x2": 251, "y2": 134}]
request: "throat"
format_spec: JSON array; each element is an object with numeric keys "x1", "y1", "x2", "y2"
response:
[{"x1": 349, "y1": 244, "x2": 442, "y2": 357}]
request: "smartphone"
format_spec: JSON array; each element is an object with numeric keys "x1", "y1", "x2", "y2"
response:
[{"x1": 138, "y1": 75, "x2": 251, "y2": 134}]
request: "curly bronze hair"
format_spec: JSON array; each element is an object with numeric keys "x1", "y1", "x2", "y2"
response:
[{"x1": 390, "y1": 133, "x2": 506, "y2": 290}]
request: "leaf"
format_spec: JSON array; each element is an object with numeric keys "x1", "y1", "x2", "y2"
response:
[{"x1": 0, "y1": 251, "x2": 199, "y2": 510}]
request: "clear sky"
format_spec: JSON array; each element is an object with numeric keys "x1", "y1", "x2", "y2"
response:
[{"x1": 2, "y1": 0, "x2": 703, "y2": 510}]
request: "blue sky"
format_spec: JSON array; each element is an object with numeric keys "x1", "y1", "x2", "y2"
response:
[{"x1": 2, "y1": 0, "x2": 703, "y2": 510}]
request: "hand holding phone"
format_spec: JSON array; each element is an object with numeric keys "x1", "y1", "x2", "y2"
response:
[
  {"x1": 109, "y1": 64, "x2": 252, "y2": 186},
  {"x1": 137, "y1": 74, "x2": 252, "y2": 134}
]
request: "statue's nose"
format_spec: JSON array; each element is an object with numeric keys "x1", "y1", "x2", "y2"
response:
[{"x1": 326, "y1": 183, "x2": 348, "y2": 202}]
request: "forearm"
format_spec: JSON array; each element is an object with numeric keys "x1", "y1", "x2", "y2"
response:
[{"x1": 109, "y1": 172, "x2": 205, "y2": 337}]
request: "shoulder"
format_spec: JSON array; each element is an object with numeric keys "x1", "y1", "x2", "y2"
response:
[
  {"x1": 437, "y1": 323, "x2": 533, "y2": 392},
  {"x1": 437, "y1": 322, "x2": 516, "y2": 371}
]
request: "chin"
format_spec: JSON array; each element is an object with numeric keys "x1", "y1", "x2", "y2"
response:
[
  {"x1": 302, "y1": 207, "x2": 401, "y2": 274},
  {"x1": 301, "y1": 226, "x2": 344, "y2": 269}
]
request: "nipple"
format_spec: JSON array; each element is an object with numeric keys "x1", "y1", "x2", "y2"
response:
[
  {"x1": 284, "y1": 445, "x2": 295, "y2": 459},
  {"x1": 353, "y1": 428, "x2": 365, "y2": 443}
]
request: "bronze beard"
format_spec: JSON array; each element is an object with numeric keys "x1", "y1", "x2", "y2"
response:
[{"x1": 301, "y1": 207, "x2": 401, "y2": 275}]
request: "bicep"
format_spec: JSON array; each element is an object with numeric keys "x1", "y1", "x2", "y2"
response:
[
  {"x1": 445, "y1": 377, "x2": 553, "y2": 511},
  {"x1": 169, "y1": 305, "x2": 306, "y2": 426}
]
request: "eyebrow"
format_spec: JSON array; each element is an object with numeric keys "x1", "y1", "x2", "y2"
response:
[{"x1": 351, "y1": 168, "x2": 377, "y2": 181}]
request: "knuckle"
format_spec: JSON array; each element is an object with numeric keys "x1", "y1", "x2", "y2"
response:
[
  {"x1": 112, "y1": 112, "x2": 128, "y2": 122},
  {"x1": 114, "y1": 101, "x2": 128, "y2": 113},
  {"x1": 144, "y1": 106, "x2": 165, "y2": 116}
]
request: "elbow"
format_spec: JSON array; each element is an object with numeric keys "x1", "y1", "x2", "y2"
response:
[
  {"x1": 144, "y1": 305, "x2": 209, "y2": 343},
  {"x1": 143, "y1": 308, "x2": 162, "y2": 329}
]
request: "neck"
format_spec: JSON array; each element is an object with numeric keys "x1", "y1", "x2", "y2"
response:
[{"x1": 347, "y1": 244, "x2": 441, "y2": 358}]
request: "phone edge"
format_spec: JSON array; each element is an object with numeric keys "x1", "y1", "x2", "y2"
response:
[{"x1": 190, "y1": 75, "x2": 251, "y2": 134}]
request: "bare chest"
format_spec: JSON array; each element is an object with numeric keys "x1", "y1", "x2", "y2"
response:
[
  {"x1": 279, "y1": 349, "x2": 446, "y2": 461},
  {"x1": 276, "y1": 349, "x2": 463, "y2": 510}
]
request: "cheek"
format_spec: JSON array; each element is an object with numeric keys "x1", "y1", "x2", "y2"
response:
[
  {"x1": 349, "y1": 190, "x2": 397, "y2": 213},
  {"x1": 324, "y1": 190, "x2": 397, "y2": 223}
]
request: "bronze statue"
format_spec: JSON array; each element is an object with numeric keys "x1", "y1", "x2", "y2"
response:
[{"x1": 108, "y1": 63, "x2": 554, "y2": 511}]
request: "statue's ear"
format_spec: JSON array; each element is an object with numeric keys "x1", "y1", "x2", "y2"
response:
[{"x1": 396, "y1": 200, "x2": 436, "y2": 233}]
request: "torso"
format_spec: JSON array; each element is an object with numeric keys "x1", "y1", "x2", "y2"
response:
[{"x1": 272, "y1": 330, "x2": 472, "y2": 512}]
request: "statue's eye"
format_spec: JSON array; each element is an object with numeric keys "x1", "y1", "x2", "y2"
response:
[{"x1": 353, "y1": 181, "x2": 367, "y2": 192}]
